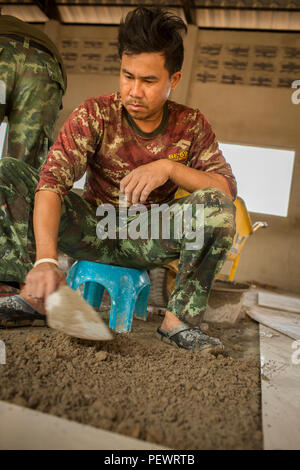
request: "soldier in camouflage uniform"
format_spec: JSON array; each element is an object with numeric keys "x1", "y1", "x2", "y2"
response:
[
  {"x1": 0, "y1": 7, "x2": 236, "y2": 352},
  {"x1": 0, "y1": 14, "x2": 67, "y2": 169},
  {"x1": 0, "y1": 14, "x2": 66, "y2": 296}
]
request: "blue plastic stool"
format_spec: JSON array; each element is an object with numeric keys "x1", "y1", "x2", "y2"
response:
[{"x1": 67, "y1": 260, "x2": 150, "y2": 333}]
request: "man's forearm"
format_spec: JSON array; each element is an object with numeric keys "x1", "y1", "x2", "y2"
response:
[
  {"x1": 33, "y1": 190, "x2": 62, "y2": 261},
  {"x1": 167, "y1": 160, "x2": 234, "y2": 200}
]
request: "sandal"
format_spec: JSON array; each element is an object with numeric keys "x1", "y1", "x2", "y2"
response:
[
  {"x1": 156, "y1": 323, "x2": 224, "y2": 352},
  {"x1": 0, "y1": 295, "x2": 46, "y2": 328},
  {"x1": 0, "y1": 282, "x2": 20, "y2": 297}
]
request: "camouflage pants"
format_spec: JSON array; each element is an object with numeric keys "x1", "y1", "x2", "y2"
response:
[
  {"x1": 0, "y1": 36, "x2": 65, "y2": 169},
  {"x1": 0, "y1": 159, "x2": 236, "y2": 323}
]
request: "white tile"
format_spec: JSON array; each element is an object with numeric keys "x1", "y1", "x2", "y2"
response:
[
  {"x1": 258, "y1": 291, "x2": 300, "y2": 314},
  {"x1": 248, "y1": 306, "x2": 300, "y2": 340},
  {"x1": 0, "y1": 400, "x2": 168, "y2": 450},
  {"x1": 260, "y1": 325, "x2": 300, "y2": 450}
]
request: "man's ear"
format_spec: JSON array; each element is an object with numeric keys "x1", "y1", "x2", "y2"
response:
[{"x1": 170, "y1": 71, "x2": 182, "y2": 90}]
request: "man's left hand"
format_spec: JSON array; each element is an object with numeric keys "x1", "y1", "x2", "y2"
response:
[{"x1": 120, "y1": 159, "x2": 173, "y2": 204}]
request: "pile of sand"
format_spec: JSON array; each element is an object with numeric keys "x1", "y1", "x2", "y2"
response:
[{"x1": 0, "y1": 315, "x2": 262, "y2": 450}]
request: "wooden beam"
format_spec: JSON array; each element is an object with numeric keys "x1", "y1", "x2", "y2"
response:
[
  {"x1": 33, "y1": 0, "x2": 61, "y2": 22},
  {"x1": 180, "y1": 0, "x2": 197, "y2": 25}
]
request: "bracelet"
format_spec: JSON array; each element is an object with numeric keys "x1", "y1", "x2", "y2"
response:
[{"x1": 34, "y1": 258, "x2": 59, "y2": 268}]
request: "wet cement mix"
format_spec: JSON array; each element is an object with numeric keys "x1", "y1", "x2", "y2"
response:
[{"x1": 0, "y1": 313, "x2": 262, "y2": 450}]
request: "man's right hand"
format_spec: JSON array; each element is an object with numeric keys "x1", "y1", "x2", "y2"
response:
[{"x1": 21, "y1": 263, "x2": 67, "y2": 314}]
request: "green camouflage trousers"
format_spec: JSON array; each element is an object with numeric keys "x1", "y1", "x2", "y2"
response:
[
  {"x1": 0, "y1": 36, "x2": 65, "y2": 169},
  {"x1": 0, "y1": 158, "x2": 236, "y2": 323}
]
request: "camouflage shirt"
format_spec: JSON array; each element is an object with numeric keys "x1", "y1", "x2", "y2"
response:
[
  {"x1": 0, "y1": 15, "x2": 67, "y2": 90},
  {"x1": 36, "y1": 92, "x2": 237, "y2": 207}
]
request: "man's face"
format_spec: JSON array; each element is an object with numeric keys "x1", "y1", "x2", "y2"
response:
[{"x1": 120, "y1": 52, "x2": 181, "y2": 123}]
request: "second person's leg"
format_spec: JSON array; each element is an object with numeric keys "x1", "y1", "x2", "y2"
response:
[{"x1": 7, "y1": 41, "x2": 64, "y2": 169}]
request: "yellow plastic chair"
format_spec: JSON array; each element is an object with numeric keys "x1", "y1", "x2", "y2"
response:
[{"x1": 217, "y1": 196, "x2": 267, "y2": 281}]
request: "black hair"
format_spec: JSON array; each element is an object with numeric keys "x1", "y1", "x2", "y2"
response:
[{"x1": 118, "y1": 6, "x2": 187, "y2": 76}]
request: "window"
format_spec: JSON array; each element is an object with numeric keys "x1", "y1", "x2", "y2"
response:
[
  {"x1": 73, "y1": 172, "x2": 87, "y2": 190},
  {"x1": 219, "y1": 143, "x2": 295, "y2": 217}
]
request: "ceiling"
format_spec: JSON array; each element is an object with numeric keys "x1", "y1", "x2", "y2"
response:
[{"x1": 0, "y1": 0, "x2": 299, "y2": 30}]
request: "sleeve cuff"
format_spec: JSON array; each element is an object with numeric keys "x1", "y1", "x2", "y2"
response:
[{"x1": 34, "y1": 186, "x2": 65, "y2": 203}]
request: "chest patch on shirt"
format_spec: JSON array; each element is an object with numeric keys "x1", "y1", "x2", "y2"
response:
[{"x1": 168, "y1": 151, "x2": 188, "y2": 162}]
